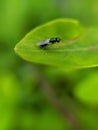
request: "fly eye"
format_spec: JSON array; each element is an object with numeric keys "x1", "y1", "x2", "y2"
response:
[{"x1": 56, "y1": 38, "x2": 61, "y2": 42}]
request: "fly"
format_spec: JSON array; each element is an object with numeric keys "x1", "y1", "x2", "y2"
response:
[{"x1": 37, "y1": 37, "x2": 61, "y2": 48}]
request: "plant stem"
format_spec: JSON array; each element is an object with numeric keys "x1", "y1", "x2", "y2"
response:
[{"x1": 33, "y1": 66, "x2": 81, "y2": 130}]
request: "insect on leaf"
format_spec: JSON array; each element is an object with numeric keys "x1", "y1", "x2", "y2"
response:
[{"x1": 14, "y1": 18, "x2": 98, "y2": 70}]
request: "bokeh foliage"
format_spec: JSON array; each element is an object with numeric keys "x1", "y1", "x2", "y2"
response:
[{"x1": 1, "y1": 0, "x2": 98, "y2": 130}]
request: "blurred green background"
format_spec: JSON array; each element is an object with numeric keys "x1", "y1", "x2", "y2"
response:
[{"x1": 0, "y1": 0, "x2": 98, "y2": 130}]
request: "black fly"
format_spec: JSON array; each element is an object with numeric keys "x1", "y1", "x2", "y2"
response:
[{"x1": 37, "y1": 37, "x2": 61, "y2": 48}]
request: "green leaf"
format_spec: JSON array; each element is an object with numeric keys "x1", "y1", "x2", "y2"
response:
[
  {"x1": 14, "y1": 18, "x2": 98, "y2": 70},
  {"x1": 74, "y1": 71, "x2": 98, "y2": 105}
]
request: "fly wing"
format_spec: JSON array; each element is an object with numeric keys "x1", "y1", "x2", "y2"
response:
[{"x1": 37, "y1": 39, "x2": 50, "y2": 46}]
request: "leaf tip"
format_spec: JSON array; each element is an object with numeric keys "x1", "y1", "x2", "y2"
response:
[{"x1": 14, "y1": 46, "x2": 18, "y2": 54}]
